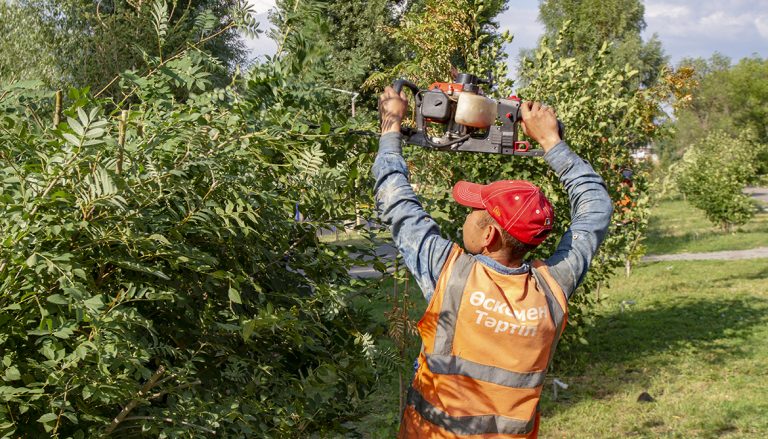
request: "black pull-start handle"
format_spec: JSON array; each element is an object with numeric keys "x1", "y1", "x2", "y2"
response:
[
  {"x1": 392, "y1": 79, "x2": 420, "y2": 95},
  {"x1": 390, "y1": 79, "x2": 422, "y2": 137}
]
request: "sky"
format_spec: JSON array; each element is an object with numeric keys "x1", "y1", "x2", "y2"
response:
[{"x1": 245, "y1": 0, "x2": 768, "y2": 79}]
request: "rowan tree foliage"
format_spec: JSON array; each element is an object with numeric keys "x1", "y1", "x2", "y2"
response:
[
  {"x1": 531, "y1": 0, "x2": 667, "y2": 88},
  {"x1": 269, "y1": 0, "x2": 411, "y2": 110},
  {"x1": 0, "y1": 0, "x2": 254, "y2": 96},
  {"x1": 0, "y1": 1, "x2": 391, "y2": 436},
  {"x1": 674, "y1": 131, "x2": 766, "y2": 231}
]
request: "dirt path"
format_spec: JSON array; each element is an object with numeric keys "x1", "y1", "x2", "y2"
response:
[
  {"x1": 745, "y1": 186, "x2": 768, "y2": 205},
  {"x1": 642, "y1": 247, "x2": 768, "y2": 262}
]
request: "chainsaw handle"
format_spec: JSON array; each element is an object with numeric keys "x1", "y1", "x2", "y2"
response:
[
  {"x1": 392, "y1": 79, "x2": 420, "y2": 96},
  {"x1": 391, "y1": 79, "x2": 422, "y2": 138}
]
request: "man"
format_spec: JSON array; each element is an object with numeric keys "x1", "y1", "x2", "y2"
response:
[{"x1": 374, "y1": 86, "x2": 613, "y2": 438}]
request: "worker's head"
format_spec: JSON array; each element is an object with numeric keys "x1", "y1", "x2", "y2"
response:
[{"x1": 452, "y1": 180, "x2": 554, "y2": 259}]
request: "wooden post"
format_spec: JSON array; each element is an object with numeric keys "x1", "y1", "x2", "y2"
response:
[
  {"x1": 117, "y1": 110, "x2": 128, "y2": 175},
  {"x1": 53, "y1": 90, "x2": 62, "y2": 128}
]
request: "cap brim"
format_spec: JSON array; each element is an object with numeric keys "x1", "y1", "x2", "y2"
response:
[{"x1": 452, "y1": 181, "x2": 486, "y2": 209}]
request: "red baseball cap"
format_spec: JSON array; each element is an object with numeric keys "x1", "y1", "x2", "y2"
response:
[{"x1": 452, "y1": 180, "x2": 554, "y2": 245}]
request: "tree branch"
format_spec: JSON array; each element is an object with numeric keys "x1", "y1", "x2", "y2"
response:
[
  {"x1": 95, "y1": 22, "x2": 236, "y2": 99},
  {"x1": 102, "y1": 365, "x2": 166, "y2": 437}
]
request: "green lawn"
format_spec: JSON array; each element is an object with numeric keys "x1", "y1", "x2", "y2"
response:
[
  {"x1": 540, "y1": 259, "x2": 768, "y2": 438},
  {"x1": 644, "y1": 198, "x2": 768, "y2": 255}
]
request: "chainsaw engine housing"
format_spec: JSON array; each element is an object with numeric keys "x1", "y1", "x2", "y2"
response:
[{"x1": 421, "y1": 90, "x2": 452, "y2": 123}]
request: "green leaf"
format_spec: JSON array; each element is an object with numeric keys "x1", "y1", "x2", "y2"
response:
[
  {"x1": 62, "y1": 132, "x2": 81, "y2": 146},
  {"x1": 53, "y1": 326, "x2": 74, "y2": 339},
  {"x1": 67, "y1": 117, "x2": 84, "y2": 137},
  {"x1": 4, "y1": 366, "x2": 21, "y2": 381},
  {"x1": 228, "y1": 287, "x2": 242, "y2": 304},
  {"x1": 82, "y1": 385, "x2": 93, "y2": 400},
  {"x1": 86, "y1": 128, "x2": 105, "y2": 138},
  {"x1": 25, "y1": 253, "x2": 37, "y2": 267},
  {"x1": 46, "y1": 294, "x2": 69, "y2": 305},
  {"x1": 37, "y1": 413, "x2": 57, "y2": 423},
  {"x1": 242, "y1": 319, "x2": 255, "y2": 341},
  {"x1": 83, "y1": 295, "x2": 105, "y2": 312},
  {"x1": 111, "y1": 259, "x2": 170, "y2": 280},
  {"x1": 77, "y1": 107, "x2": 89, "y2": 127},
  {"x1": 149, "y1": 234, "x2": 171, "y2": 245}
]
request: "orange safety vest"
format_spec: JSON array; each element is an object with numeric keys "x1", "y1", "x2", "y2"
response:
[{"x1": 399, "y1": 246, "x2": 568, "y2": 438}]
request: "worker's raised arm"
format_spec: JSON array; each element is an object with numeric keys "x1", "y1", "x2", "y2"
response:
[
  {"x1": 372, "y1": 87, "x2": 453, "y2": 301},
  {"x1": 521, "y1": 101, "x2": 613, "y2": 297}
]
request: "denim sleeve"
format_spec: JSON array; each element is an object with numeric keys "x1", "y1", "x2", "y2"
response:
[
  {"x1": 543, "y1": 141, "x2": 613, "y2": 299},
  {"x1": 372, "y1": 132, "x2": 453, "y2": 302}
]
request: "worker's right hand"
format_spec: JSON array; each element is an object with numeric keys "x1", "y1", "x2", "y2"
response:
[
  {"x1": 520, "y1": 101, "x2": 561, "y2": 152},
  {"x1": 379, "y1": 86, "x2": 408, "y2": 135}
]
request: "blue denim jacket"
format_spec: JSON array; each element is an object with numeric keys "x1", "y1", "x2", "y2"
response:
[{"x1": 372, "y1": 132, "x2": 613, "y2": 302}]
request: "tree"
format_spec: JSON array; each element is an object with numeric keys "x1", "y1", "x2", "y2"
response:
[
  {"x1": 269, "y1": 0, "x2": 413, "y2": 111},
  {"x1": 674, "y1": 131, "x2": 766, "y2": 230},
  {"x1": 0, "y1": 2, "x2": 388, "y2": 436},
  {"x1": 666, "y1": 55, "x2": 768, "y2": 173},
  {"x1": 0, "y1": 2, "x2": 60, "y2": 85},
  {"x1": 531, "y1": 0, "x2": 667, "y2": 88},
  {"x1": 0, "y1": 0, "x2": 253, "y2": 97},
  {"x1": 365, "y1": 0, "x2": 512, "y2": 93}
]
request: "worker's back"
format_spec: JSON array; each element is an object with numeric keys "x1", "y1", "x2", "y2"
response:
[{"x1": 399, "y1": 248, "x2": 568, "y2": 438}]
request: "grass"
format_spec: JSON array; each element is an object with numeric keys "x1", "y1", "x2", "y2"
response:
[
  {"x1": 540, "y1": 259, "x2": 768, "y2": 438},
  {"x1": 644, "y1": 198, "x2": 768, "y2": 255}
]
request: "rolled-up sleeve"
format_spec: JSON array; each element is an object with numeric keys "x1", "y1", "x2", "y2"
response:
[
  {"x1": 372, "y1": 133, "x2": 453, "y2": 301},
  {"x1": 543, "y1": 141, "x2": 613, "y2": 298}
]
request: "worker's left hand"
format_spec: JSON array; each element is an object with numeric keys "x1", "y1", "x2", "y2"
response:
[
  {"x1": 520, "y1": 101, "x2": 561, "y2": 152},
  {"x1": 379, "y1": 86, "x2": 408, "y2": 135}
]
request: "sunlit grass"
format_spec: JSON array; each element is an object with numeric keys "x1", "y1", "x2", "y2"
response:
[
  {"x1": 541, "y1": 260, "x2": 768, "y2": 438},
  {"x1": 644, "y1": 198, "x2": 768, "y2": 255}
]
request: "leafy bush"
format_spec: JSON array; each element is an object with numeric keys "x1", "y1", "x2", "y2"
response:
[
  {"x1": 0, "y1": 47, "x2": 386, "y2": 436},
  {"x1": 675, "y1": 130, "x2": 766, "y2": 231}
]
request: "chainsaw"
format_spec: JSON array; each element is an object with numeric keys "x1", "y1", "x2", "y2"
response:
[{"x1": 393, "y1": 73, "x2": 564, "y2": 156}]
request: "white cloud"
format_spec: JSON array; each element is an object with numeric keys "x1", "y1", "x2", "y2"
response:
[
  {"x1": 645, "y1": 4, "x2": 691, "y2": 19},
  {"x1": 248, "y1": 0, "x2": 275, "y2": 14},
  {"x1": 642, "y1": 0, "x2": 768, "y2": 64},
  {"x1": 700, "y1": 11, "x2": 753, "y2": 28},
  {"x1": 756, "y1": 15, "x2": 768, "y2": 39}
]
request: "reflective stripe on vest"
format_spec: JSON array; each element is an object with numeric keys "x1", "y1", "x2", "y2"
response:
[
  {"x1": 406, "y1": 386, "x2": 536, "y2": 436},
  {"x1": 425, "y1": 354, "x2": 546, "y2": 388},
  {"x1": 409, "y1": 253, "x2": 567, "y2": 436}
]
